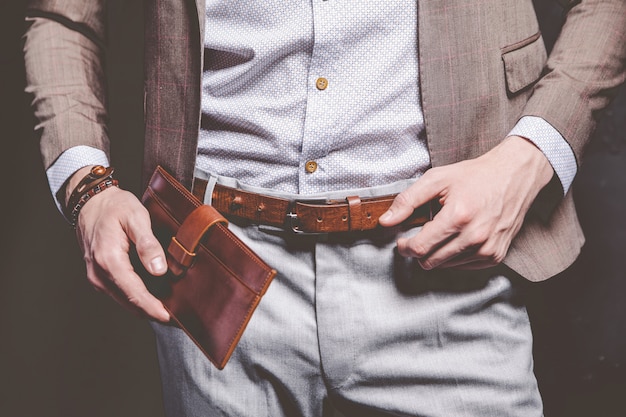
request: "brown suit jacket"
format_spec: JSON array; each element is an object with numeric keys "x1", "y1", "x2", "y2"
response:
[{"x1": 24, "y1": 0, "x2": 626, "y2": 281}]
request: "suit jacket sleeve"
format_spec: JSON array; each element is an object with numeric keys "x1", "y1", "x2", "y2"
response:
[
  {"x1": 23, "y1": 0, "x2": 109, "y2": 171},
  {"x1": 524, "y1": 0, "x2": 626, "y2": 167}
]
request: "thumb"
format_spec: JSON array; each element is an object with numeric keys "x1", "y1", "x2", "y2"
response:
[
  {"x1": 136, "y1": 232, "x2": 167, "y2": 276},
  {"x1": 125, "y1": 209, "x2": 167, "y2": 276},
  {"x1": 379, "y1": 171, "x2": 441, "y2": 226}
]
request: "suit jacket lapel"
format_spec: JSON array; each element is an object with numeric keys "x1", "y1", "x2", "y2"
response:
[
  {"x1": 196, "y1": 0, "x2": 205, "y2": 40},
  {"x1": 142, "y1": 0, "x2": 203, "y2": 190}
]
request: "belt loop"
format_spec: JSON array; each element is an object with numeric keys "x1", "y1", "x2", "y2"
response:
[
  {"x1": 346, "y1": 196, "x2": 363, "y2": 231},
  {"x1": 204, "y1": 176, "x2": 218, "y2": 205}
]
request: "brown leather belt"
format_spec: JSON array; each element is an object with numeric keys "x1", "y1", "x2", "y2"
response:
[{"x1": 193, "y1": 178, "x2": 432, "y2": 234}]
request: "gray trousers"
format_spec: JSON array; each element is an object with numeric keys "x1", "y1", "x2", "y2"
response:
[{"x1": 150, "y1": 171, "x2": 543, "y2": 417}]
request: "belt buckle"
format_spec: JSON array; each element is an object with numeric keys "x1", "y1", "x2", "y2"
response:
[{"x1": 286, "y1": 198, "x2": 329, "y2": 235}]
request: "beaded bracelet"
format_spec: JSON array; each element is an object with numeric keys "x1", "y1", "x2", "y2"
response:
[{"x1": 65, "y1": 165, "x2": 119, "y2": 227}]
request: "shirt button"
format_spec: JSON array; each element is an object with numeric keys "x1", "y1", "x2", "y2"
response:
[
  {"x1": 305, "y1": 160, "x2": 318, "y2": 173},
  {"x1": 315, "y1": 77, "x2": 328, "y2": 91}
]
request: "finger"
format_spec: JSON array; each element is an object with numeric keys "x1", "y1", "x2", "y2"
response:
[
  {"x1": 398, "y1": 234, "x2": 464, "y2": 270},
  {"x1": 95, "y1": 248, "x2": 171, "y2": 322},
  {"x1": 123, "y1": 206, "x2": 167, "y2": 276},
  {"x1": 414, "y1": 233, "x2": 480, "y2": 270},
  {"x1": 379, "y1": 170, "x2": 442, "y2": 226},
  {"x1": 395, "y1": 204, "x2": 461, "y2": 260},
  {"x1": 436, "y1": 258, "x2": 500, "y2": 270},
  {"x1": 89, "y1": 268, "x2": 148, "y2": 320},
  {"x1": 98, "y1": 275, "x2": 170, "y2": 322},
  {"x1": 414, "y1": 232, "x2": 507, "y2": 270},
  {"x1": 87, "y1": 259, "x2": 168, "y2": 321},
  {"x1": 418, "y1": 248, "x2": 483, "y2": 270}
]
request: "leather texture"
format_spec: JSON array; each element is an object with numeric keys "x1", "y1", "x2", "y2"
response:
[
  {"x1": 139, "y1": 166, "x2": 277, "y2": 370},
  {"x1": 64, "y1": 166, "x2": 116, "y2": 225},
  {"x1": 193, "y1": 178, "x2": 431, "y2": 234}
]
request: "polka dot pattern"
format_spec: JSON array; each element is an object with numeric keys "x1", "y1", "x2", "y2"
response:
[
  {"x1": 508, "y1": 116, "x2": 577, "y2": 194},
  {"x1": 196, "y1": 0, "x2": 430, "y2": 195},
  {"x1": 47, "y1": 146, "x2": 110, "y2": 215}
]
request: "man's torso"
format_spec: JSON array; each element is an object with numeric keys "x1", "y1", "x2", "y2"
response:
[{"x1": 197, "y1": 0, "x2": 430, "y2": 194}]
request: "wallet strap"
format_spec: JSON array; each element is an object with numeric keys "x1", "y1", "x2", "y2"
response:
[{"x1": 167, "y1": 205, "x2": 228, "y2": 275}]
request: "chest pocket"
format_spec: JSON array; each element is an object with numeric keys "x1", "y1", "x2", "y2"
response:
[{"x1": 501, "y1": 32, "x2": 548, "y2": 95}]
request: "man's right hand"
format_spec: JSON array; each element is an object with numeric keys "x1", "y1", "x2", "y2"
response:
[{"x1": 67, "y1": 166, "x2": 170, "y2": 322}]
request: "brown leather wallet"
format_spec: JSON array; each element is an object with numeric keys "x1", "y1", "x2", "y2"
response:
[{"x1": 135, "y1": 166, "x2": 277, "y2": 370}]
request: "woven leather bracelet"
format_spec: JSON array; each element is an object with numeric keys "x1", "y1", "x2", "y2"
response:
[{"x1": 65, "y1": 165, "x2": 119, "y2": 227}]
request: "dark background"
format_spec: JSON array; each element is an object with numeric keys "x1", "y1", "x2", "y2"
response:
[{"x1": 1, "y1": 1, "x2": 625, "y2": 416}]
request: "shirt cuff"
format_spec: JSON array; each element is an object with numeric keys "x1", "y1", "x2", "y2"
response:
[
  {"x1": 46, "y1": 146, "x2": 110, "y2": 214},
  {"x1": 507, "y1": 116, "x2": 577, "y2": 195}
]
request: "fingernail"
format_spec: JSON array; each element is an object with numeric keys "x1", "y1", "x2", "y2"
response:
[
  {"x1": 379, "y1": 211, "x2": 392, "y2": 222},
  {"x1": 150, "y1": 257, "x2": 167, "y2": 274}
]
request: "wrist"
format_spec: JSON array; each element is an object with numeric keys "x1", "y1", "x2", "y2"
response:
[
  {"x1": 64, "y1": 165, "x2": 96, "y2": 208},
  {"x1": 64, "y1": 165, "x2": 119, "y2": 227},
  {"x1": 502, "y1": 135, "x2": 554, "y2": 188}
]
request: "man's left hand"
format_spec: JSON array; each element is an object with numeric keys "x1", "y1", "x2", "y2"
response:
[{"x1": 379, "y1": 136, "x2": 555, "y2": 270}]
